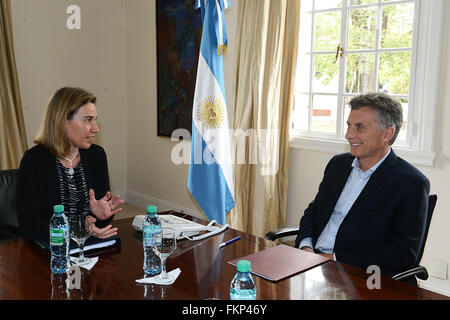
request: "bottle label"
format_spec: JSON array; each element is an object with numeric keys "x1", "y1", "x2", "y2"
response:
[
  {"x1": 50, "y1": 228, "x2": 65, "y2": 246},
  {"x1": 143, "y1": 225, "x2": 153, "y2": 246},
  {"x1": 143, "y1": 225, "x2": 162, "y2": 247}
]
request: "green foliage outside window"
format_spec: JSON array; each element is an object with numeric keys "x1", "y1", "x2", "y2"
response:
[{"x1": 313, "y1": 2, "x2": 414, "y2": 95}]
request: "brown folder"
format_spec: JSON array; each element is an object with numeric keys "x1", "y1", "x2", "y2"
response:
[{"x1": 228, "y1": 244, "x2": 330, "y2": 282}]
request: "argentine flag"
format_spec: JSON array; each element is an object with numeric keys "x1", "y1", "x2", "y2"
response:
[{"x1": 188, "y1": 0, "x2": 234, "y2": 226}]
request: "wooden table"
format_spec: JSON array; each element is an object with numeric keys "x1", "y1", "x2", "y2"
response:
[{"x1": 0, "y1": 214, "x2": 447, "y2": 301}]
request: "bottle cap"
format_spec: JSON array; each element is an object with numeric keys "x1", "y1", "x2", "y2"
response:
[
  {"x1": 53, "y1": 205, "x2": 64, "y2": 213},
  {"x1": 236, "y1": 260, "x2": 251, "y2": 273},
  {"x1": 147, "y1": 205, "x2": 157, "y2": 213}
]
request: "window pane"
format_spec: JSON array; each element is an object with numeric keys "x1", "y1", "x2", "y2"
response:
[
  {"x1": 346, "y1": 53, "x2": 375, "y2": 93},
  {"x1": 311, "y1": 95, "x2": 337, "y2": 134},
  {"x1": 299, "y1": 6, "x2": 313, "y2": 47},
  {"x1": 349, "y1": 0, "x2": 377, "y2": 6},
  {"x1": 342, "y1": 97, "x2": 352, "y2": 136},
  {"x1": 378, "y1": 52, "x2": 411, "y2": 94},
  {"x1": 297, "y1": 53, "x2": 311, "y2": 92},
  {"x1": 302, "y1": 0, "x2": 313, "y2": 11},
  {"x1": 314, "y1": 0, "x2": 342, "y2": 10},
  {"x1": 313, "y1": 54, "x2": 339, "y2": 93},
  {"x1": 347, "y1": 7, "x2": 377, "y2": 50},
  {"x1": 314, "y1": 11, "x2": 341, "y2": 51},
  {"x1": 297, "y1": 8, "x2": 313, "y2": 93},
  {"x1": 381, "y1": 4, "x2": 414, "y2": 49},
  {"x1": 396, "y1": 97, "x2": 408, "y2": 141},
  {"x1": 293, "y1": 94, "x2": 310, "y2": 130}
]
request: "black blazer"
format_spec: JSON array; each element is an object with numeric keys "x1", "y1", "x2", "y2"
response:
[
  {"x1": 295, "y1": 150, "x2": 430, "y2": 277},
  {"x1": 16, "y1": 144, "x2": 112, "y2": 238}
]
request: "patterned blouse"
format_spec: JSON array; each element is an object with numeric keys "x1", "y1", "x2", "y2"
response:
[{"x1": 56, "y1": 158, "x2": 90, "y2": 218}]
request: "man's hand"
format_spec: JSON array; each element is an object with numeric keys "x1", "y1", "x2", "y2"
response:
[
  {"x1": 301, "y1": 247, "x2": 334, "y2": 260},
  {"x1": 300, "y1": 246, "x2": 314, "y2": 253},
  {"x1": 318, "y1": 253, "x2": 335, "y2": 260}
]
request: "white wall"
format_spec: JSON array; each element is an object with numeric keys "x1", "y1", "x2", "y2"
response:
[
  {"x1": 11, "y1": 0, "x2": 128, "y2": 194},
  {"x1": 125, "y1": 0, "x2": 199, "y2": 215}
]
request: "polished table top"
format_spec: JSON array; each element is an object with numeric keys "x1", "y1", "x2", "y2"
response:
[{"x1": 0, "y1": 214, "x2": 448, "y2": 300}]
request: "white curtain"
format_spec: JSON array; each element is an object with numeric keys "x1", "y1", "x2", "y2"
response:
[{"x1": 229, "y1": 0, "x2": 300, "y2": 237}]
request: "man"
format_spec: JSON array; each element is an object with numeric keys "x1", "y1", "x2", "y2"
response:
[{"x1": 295, "y1": 92, "x2": 430, "y2": 282}]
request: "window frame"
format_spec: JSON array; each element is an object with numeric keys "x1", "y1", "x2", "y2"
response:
[{"x1": 290, "y1": 0, "x2": 445, "y2": 166}]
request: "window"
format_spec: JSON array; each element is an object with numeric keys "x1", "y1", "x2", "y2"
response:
[{"x1": 291, "y1": 0, "x2": 445, "y2": 165}]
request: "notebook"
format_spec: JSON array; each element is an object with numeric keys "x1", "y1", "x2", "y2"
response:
[
  {"x1": 133, "y1": 214, "x2": 206, "y2": 239},
  {"x1": 228, "y1": 244, "x2": 330, "y2": 282},
  {"x1": 33, "y1": 235, "x2": 120, "y2": 255}
]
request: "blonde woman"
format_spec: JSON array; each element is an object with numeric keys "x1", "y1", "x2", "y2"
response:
[{"x1": 17, "y1": 87, "x2": 123, "y2": 239}]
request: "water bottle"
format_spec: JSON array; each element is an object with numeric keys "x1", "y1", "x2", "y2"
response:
[
  {"x1": 50, "y1": 204, "x2": 70, "y2": 274},
  {"x1": 143, "y1": 205, "x2": 162, "y2": 275},
  {"x1": 230, "y1": 260, "x2": 257, "y2": 300},
  {"x1": 51, "y1": 273, "x2": 69, "y2": 300}
]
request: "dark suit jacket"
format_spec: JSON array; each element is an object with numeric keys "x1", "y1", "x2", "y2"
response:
[
  {"x1": 16, "y1": 144, "x2": 113, "y2": 238},
  {"x1": 295, "y1": 150, "x2": 430, "y2": 278}
]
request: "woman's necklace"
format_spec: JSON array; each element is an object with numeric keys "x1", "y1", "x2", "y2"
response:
[{"x1": 62, "y1": 150, "x2": 79, "y2": 177}]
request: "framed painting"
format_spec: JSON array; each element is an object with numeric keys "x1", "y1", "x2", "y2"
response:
[{"x1": 156, "y1": 0, "x2": 202, "y2": 137}]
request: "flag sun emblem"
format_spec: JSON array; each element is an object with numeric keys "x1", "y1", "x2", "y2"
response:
[{"x1": 197, "y1": 96, "x2": 225, "y2": 129}]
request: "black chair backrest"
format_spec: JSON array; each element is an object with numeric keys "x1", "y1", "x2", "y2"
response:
[
  {"x1": 416, "y1": 194, "x2": 437, "y2": 264},
  {"x1": 0, "y1": 169, "x2": 20, "y2": 239}
]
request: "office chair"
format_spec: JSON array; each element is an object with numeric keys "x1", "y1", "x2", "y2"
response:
[
  {"x1": 264, "y1": 194, "x2": 438, "y2": 283},
  {"x1": 0, "y1": 169, "x2": 21, "y2": 240},
  {"x1": 392, "y1": 194, "x2": 437, "y2": 281}
]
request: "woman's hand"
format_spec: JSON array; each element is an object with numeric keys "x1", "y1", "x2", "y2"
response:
[
  {"x1": 89, "y1": 189, "x2": 123, "y2": 221},
  {"x1": 88, "y1": 217, "x2": 118, "y2": 239}
]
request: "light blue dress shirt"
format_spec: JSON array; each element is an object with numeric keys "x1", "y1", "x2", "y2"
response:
[{"x1": 299, "y1": 149, "x2": 391, "y2": 259}]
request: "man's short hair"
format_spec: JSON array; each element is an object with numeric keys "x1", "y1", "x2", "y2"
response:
[{"x1": 349, "y1": 92, "x2": 403, "y2": 145}]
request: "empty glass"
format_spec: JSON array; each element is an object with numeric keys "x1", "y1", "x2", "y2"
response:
[
  {"x1": 69, "y1": 214, "x2": 93, "y2": 266},
  {"x1": 151, "y1": 228, "x2": 177, "y2": 285}
]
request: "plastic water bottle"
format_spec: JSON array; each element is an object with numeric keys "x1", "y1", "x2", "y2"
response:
[
  {"x1": 143, "y1": 205, "x2": 162, "y2": 275},
  {"x1": 230, "y1": 260, "x2": 257, "y2": 300},
  {"x1": 51, "y1": 273, "x2": 69, "y2": 300},
  {"x1": 50, "y1": 204, "x2": 70, "y2": 274}
]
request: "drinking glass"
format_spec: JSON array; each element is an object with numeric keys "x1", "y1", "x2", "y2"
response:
[
  {"x1": 151, "y1": 228, "x2": 177, "y2": 284},
  {"x1": 69, "y1": 214, "x2": 93, "y2": 266}
]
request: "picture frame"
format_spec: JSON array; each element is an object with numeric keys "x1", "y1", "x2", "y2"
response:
[{"x1": 156, "y1": 0, "x2": 202, "y2": 137}]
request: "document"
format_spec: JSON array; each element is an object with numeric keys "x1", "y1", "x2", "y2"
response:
[{"x1": 228, "y1": 244, "x2": 330, "y2": 282}]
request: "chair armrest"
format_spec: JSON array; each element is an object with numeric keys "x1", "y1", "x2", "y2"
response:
[
  {"x1": 392, "y1": 266, "x2": 429, "y2": 281},
  {"x1": 264, "y1": 227, "x2": 299, "y2": 241}
]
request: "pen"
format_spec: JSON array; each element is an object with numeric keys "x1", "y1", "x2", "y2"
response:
[{"x1": 219, "y1": 236, "x2": 241, "y2": 249}]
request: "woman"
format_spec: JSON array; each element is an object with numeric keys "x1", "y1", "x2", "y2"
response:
[{"x1": 17, "y1": 87, "x2": 123, "y2": 239}]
